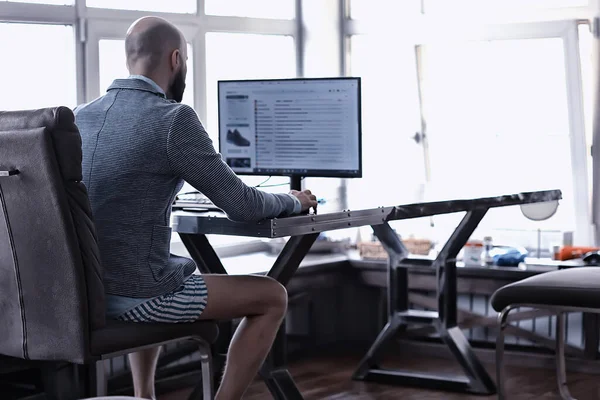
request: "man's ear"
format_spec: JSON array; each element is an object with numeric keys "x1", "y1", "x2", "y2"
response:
[{"x1": 170, "y1": 49, "x2": 181, "y2": 71}]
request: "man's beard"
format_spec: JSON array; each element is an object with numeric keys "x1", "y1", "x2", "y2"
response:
[{"x1": 168, "y1": 69, "x2": 186, "y2": 103}]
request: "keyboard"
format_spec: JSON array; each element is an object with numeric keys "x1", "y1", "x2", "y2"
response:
[{"x1": 172, "y1": 192, "x2": 222, "y2": 211}]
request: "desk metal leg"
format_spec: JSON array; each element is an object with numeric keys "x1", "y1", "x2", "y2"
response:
[
  {"x1": 180, "y1": 232, "x2": 318, "y2": 400},
  {"x1": 260, "y1": 233, "x2": 319, "y2": 400},
  {"x1": 354, "y1": 223, "x2": 409, "y2": 378},
  {"x1": 179, "y1": 233, "x2": 227, "y2": 274},
  {"x1": 260, "y1": 323, "x2": 303, "y2": 400},
  {"x1": 267, "y1": 233, "x2": 320, "y2": 285},
  {"x1": 354, "y1": 211, "x2": 496, "y2": 395},
  {"x1": 436, "y1": 209, "x2": 495, "y2": 394}
]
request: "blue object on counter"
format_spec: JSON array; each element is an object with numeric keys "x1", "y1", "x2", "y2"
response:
[
  {"x1": 493, "y1": 247, "x2": 528, "y2": 266},
  {"x1": 316, "y1": 232, "x2": 328, "y2": 241}
]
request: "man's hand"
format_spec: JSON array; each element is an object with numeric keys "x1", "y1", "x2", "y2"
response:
[{"x1": 290, "y1": 189, "x2": 318, "y2": 213}]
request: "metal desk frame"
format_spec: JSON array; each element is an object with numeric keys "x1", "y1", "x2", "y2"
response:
[{"x1": 173, "y1": 190, "x2": 561, "y2": 399}]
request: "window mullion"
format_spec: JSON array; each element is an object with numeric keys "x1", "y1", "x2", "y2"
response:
[
  {"x1": 193, "y1": 26, "x2": 208, "y2": 124},
  {"x1": 563, "y1": 23, "x2": 594, "y2": 245}
]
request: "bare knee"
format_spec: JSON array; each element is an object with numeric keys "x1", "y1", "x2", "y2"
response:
[
  {"x1": 199, "y1": 274, "x2": 288, "y2": 321},
  {"x1": 264, "y1": 277, "x2": 287, "y2": 319}
]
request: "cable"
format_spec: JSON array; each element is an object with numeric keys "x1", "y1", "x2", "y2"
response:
[
  {"x1": 256, "y1": 182, "x2": 291, "y2": 188},
  {"x1": 254, "y1": 176, "x2": 273, "y2": 188},
  {"x1": 260, "y1": 176, "x2": 306, "y2": 188}
]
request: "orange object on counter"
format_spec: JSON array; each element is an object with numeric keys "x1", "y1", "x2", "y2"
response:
[{"x1": 556, "y1": 246, "x2": 600, "y2": 261}]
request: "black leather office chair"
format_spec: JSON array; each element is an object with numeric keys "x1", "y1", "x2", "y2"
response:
[
  {"x1": 0, "y1": 107, "x2": 217, "y2": 399},
  {"x1": 491, "y1": 267, "x2": 600, "y2": 400}
]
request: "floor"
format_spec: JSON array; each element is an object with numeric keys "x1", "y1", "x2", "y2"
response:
[{"x1": 161, "y1": 353, "x2": 600, "y2": 400}]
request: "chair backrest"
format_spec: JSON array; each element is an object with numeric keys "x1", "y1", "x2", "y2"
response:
[{"x1": 0, "y1": 107, "x2": 105, "y2": 364}]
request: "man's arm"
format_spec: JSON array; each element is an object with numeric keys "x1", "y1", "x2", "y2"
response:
[{"x1": 166, "y1": 105, "x2": 301, "y2": 222}]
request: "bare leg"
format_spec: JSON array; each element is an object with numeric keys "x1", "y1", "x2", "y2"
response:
[
  {"x1": 199, "y1": 274, "x2": 288, "y2": 400},
  {"x1": 128, "y1": 346, "x2": 162, "y2": 399}
]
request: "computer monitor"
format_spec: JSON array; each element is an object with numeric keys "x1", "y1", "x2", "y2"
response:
[{"x1": 218, "y1": 77, "x2": 362, "y2": 190}]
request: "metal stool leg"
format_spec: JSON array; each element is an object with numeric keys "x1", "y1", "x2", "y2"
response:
[
  {"x1": 89, "y1": 359, "x2": 107, "y2": 397},
  {"x1": 496, "y1": 306, "x2": 511, "y2": 400},
  {"x1": 188, "y1": 339, "x2": 214, "y2": 400},
  {"x1": 556, "y1": 312, "x2": 576, "y2": 400}
]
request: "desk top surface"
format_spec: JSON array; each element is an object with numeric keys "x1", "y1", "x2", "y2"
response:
[{"x1": 172, "y1": 189, "x2": 561, "y2": 237}]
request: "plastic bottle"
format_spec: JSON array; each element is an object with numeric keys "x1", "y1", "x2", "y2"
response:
[
  {"x1": 463, "y1": 241, "x2": 483, "y2": 266},
  {"x1": 482, "y1": 236, "x2": 494, "y2": 266}
]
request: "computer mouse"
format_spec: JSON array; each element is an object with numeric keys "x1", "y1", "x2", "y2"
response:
[{"x1": 583, "y1": 251, "x2": 600, "y2": 265}]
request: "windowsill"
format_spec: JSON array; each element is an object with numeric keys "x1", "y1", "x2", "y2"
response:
[{"x1": 169, "y1": 241, "x2": 576, "y2": 278}]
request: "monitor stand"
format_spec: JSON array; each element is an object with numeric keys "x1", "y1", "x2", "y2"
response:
[{"x1": 289, "y1": 175, "x2": 303, "y2": 192}]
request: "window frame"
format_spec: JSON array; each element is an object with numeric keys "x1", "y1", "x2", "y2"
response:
[
  {"x1": 0, "y1": 1, "x2": 84, "y2": 103},
  {"x1": 0, "y1": 0, "x2": 303, "y2": 255},
  {"x1": 83, "y1": 1, "x2": 300, "y2": 120},
  {"x1": 0, "y1": 0, "x2": 302, "y2": 129},
  {"x1": 84, "y1": 20, "x2": 200, "y2": 102}
]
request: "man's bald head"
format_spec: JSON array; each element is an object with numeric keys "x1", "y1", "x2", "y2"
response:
[
  {"x1": 125, "y1": 17, "x2": 184, "y2": 73},
  {"x1": 124, "y1": 17, "x2": 188, "y2": 102}
]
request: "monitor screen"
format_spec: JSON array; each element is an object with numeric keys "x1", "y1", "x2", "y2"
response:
[{"x1": 218, "y1": 77, "x2": 362, "y2": 178}]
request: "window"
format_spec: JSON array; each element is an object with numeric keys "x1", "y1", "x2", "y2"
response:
[
  {"x1": 348, "y1": 34, "x2": 431, "y2": 241},
  {"x1": 0, "y1": 0, "x2": 340, "y2": 255},
  {"x1": 419, "y1": 38, "x2": 577, "y2": 237},
  {"x1": 205, "y1": 0, "x2": 294, "y2": 19},
  {"x1": 0, "y1": 23, "x2": 76, "y2": 111},
  {"x1": 98, "y1": 39, "x2": 194, "y2": 108},
  {"x1": 86, "y1": 0, "x2": 196, "y2": 14},
  {"x1": 205, "y1": 32, "x2": 296, "y2": 140},
  {"x1": 348, "y1": 19, "x2": 592, "y2": 249},
  {"x1": 348, "y1": 35, "x2": 425, "y2": 210}
]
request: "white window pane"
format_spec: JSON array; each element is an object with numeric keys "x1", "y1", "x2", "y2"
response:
[
  {"x1": 205, "y1": 0, "x2": 294, "y2": 19},
  {"x1": 350, "y1": 0, "x2": 421, "y2": 19},
  {"x1": 348, "y1": 35, "x2": 424, "y2": 208},
  {"x1": 98, "y1": 39, "x2": 194, "y2": 108},
  {"x1": 205, "y1": 33, "x2": 296, "y2": 140},
  {"x1": 86, "y1": 0, "x2": 196, "y2": 13},
  {"x1": 0, "y1": 23, "x2": 76, "y2": 111},
  {"x1": 348, "y1": 35, "x2": 430, "y2": 242},
  {"x1": 1, "y1": 0, "x2": 73, "y2": 4},
  {"x1": 421, "y1": 38, "x2": 576, "y2": 236},
  {"x1": 425, "y1": 0, "x2": 588, "y2": 13}
]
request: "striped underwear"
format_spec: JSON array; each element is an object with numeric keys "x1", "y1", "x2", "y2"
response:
[{"x1": 116, "y1": 274, "x2": 208, "y2": 323}]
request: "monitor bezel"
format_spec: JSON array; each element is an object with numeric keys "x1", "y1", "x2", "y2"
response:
[{"x1": 217, "y1": 76, "x2": 362, "y2": 179}]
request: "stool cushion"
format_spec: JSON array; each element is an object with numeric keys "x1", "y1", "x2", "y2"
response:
[{"x1": 491, "y1": 267, "x2": 600, "y2": 312}]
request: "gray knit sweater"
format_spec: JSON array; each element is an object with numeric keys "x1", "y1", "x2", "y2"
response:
[{"x1": 74, "y1": 77, "x2": 299, "y2": 297}]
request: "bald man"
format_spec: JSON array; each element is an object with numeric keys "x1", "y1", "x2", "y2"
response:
[{"x1": 74, "y1": 17, "x2": 317, "y2": 400}]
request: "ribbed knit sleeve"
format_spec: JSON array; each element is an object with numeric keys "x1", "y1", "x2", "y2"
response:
[{"x1": 166, "y1": 105, "x2": 300, "y2": 221}]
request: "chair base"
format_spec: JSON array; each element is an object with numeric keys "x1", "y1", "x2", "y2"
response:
[{"x1": 496, "y1": 306, "x2": 577, "y2": 400}]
